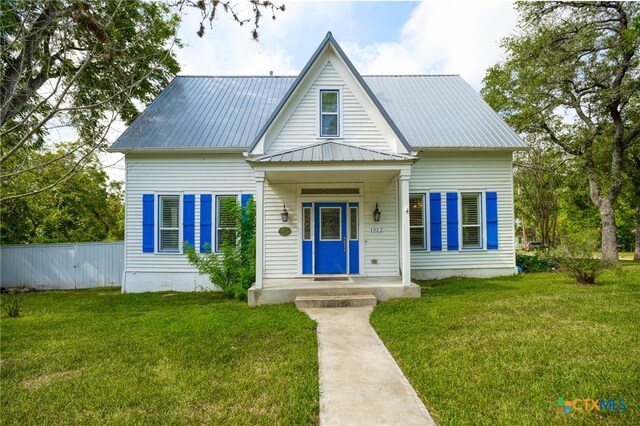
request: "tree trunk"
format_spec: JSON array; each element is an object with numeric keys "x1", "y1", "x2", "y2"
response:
[{"x1": 599, "y1": 198, "x2": 618, "y2": 263}]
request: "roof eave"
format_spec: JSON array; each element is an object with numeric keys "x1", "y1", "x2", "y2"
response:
[{"x1": 107, "y1": 146, "x2": 248, "y2": 154}]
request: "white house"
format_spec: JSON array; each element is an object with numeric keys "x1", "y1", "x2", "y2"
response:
[{"x1": 109, "y1": 33, "x2": 527, "y2": 305}]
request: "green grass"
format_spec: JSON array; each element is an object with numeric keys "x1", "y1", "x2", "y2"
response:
[
  {"x1": 1, "y1": 289, "x2": 319, "y2": 425},
  {"x1": 371, "y1": 262, "x2": 640, "y2": 426}
]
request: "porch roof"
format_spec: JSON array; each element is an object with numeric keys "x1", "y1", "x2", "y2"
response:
[{"x1": 247, "y1": 141, "x2": 416, "y2": 163}]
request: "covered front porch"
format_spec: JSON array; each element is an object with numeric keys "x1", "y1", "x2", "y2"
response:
[{"x1": 246, "y1": 141, "x2": 420, "y2": 306}]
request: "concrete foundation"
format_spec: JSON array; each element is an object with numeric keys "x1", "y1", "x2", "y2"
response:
[{"x1": 248, "y1": 276, "x2": 420, "y2": 306}]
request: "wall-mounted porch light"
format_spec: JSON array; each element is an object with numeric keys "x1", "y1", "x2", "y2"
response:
[
  {"x1": 281, "y1": 204, "x2": 289, "y2": 222},
  {"x1": 373, "y1": 203, "x2": 381, "y2": 222}
]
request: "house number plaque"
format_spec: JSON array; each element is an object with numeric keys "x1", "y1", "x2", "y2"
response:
[
  {"x1": 278, "y1": 227, "x2": 292, "y2": 237},
  {"x1": 370, "y1": 227, "x2": 384, "y2": 233}
]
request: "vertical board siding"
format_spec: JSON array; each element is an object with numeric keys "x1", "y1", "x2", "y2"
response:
[
  {"x1": 0, "y1": 242, "x2": 124, "y2": 289},
  {"x1": 410, "y1": 152, "x2": 516, "y2": 270},
  {"x1": 125, "y1": 154, "x2": 255, "y2": 272},
  {"x1": 268, "y1": 60, "x2": 392, "y2": 153}
]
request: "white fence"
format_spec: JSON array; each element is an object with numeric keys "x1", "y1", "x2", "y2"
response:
[{"x1": 0, "y1": 241, "x2": 124, "y2": 289}]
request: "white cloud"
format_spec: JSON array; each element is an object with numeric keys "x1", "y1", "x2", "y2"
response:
[{"x1": 343, "y1": 1, "x2": 517, "y2": 89}]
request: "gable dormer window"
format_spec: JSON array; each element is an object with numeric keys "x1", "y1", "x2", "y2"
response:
[{"x1": 320, "y1": 89, "x2": 340, "y2": 137}]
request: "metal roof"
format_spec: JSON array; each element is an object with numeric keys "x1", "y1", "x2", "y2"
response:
[
  {"x1": 109, "y1": 36, "x2": 526, "y2": 153},
  {"x1": 109, "y1": 76, "x2": 294, "y2": 151},
  {"x1": 249, "y1": 141, "x2": 416, "y2": 163},
  {"x1": 364, "y1": 75, "x2": 527, "y2": 149}
]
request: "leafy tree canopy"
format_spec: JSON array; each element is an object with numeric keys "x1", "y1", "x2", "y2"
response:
[
  {"x1": 483, "y1": 1, "x2": 640, "y2": 261},
  {"x1": 0, "y1": 146, "x2": 124, "y2": 244}
]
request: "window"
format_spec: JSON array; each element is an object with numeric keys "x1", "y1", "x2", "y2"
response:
[
  {"x1": 159, "y1": 195, "x2": 180, "y2": 252},
  {"x1": 303, "y1": 207, "x2": 312, "y2": 240},
  {"x1": 320, "y1": 89, "x2": 339, "y2": 137},
  {"x1": 320, "y1": 207, "x2": 341, "y2": 240},
  {"x1": 216, "y1": 195, "x2": 238, "y2": 251},
  {"x1": 461, "y1": 192, "x2": 482, "y2": 249},
  {"x1": 409, "y1": 194, "x2": 426, "y2": 250},
  {"x1": 350, "y1": 206, "x2": 358, "y2": 240}
]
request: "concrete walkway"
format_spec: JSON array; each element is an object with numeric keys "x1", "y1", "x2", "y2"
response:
[{"x1": 304, "y1": 307, "x2": 436, "y2": 426}]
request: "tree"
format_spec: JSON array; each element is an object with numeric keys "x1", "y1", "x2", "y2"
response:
[
  {"x1": 513, "y1": 141, "x2": 564, "y2": 247},
  {"x1": 483, "y1": 1, "x2": 640, "y2": 262},
  {"x1": 0, "y1": 146, "x2": 124, "y2": 244},
  {"x1": 184, "y1": 197, "x2": 256, "y2": 301},
  {"x1": 1, "y1": 0, "x2": 284, "y2": 202}
]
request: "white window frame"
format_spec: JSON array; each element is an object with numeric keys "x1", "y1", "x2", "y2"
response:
[
  {"x1": 157, "y1": 194, "x2": 182, "y2": 254},
  {"x1": 409, "y1": 193, "x2": 428, "y2": 251},
  {"x1": 459, "y1": 191, "x2": 486, "y2": 250},
  {"x1": 215, "y1": 194, "x2": 239, "y2": 253},
  {"x1": 318, "y1": 88, "x2": 342, "y2": 138}
]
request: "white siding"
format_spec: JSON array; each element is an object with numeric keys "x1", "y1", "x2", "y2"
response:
[
  {"x1": 409, "y1": 151, "x2": 516, "y2": 272},
  {"x1": 125, "y1": 154, "x2": 255, "y2": 275},
  {"x1": 363, "y1": 181, "x2": 399, "y2": 276},
  {"x1": 268, "y1": 60, "x2": 391, "y2": 153},
  {"x1": 264, "y1": 182, "x2": 298, "y2": 278}
]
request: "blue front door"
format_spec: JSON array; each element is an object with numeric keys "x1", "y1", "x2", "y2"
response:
[{"x1": 314, "y1": 203, "x2": 347, "y2": 274}]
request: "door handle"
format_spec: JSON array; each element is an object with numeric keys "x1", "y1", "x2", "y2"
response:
[{"x1": 343, "y1": 238, "x2": 346, "y2": 252}]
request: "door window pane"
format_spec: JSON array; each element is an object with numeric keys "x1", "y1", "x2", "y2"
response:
[
  {"x1": 320, "y1": 208, "x2": 341, "y2": 240},
  {"x1": 303, "y1": 207, "x2": 311, "y2": 240},
  {"x1": 350, "y1": 207, "x2": 358, "y2": 240}
]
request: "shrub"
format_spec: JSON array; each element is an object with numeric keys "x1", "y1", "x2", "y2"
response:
[
  {"x1": 552, "y1": 233, "x2": 610, "y2": 285},
  {"x1": 185, "y1": 197, "x2": 255, "y2": 301},
  {"x1": 2, "y1": 286, "x2": 28, "y2": 317},
  {"x1": 516, "y1": 252, "x2": 554, "y2": 273}
]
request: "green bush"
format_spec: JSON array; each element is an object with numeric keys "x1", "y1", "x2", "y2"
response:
[
  {"x1": 516, "y1": 252, "x2": 554, "y2": 273},
  {"x1": 2, "y1": 287, "x2": 28, "y2": 317},
  {"x1": 552, "y1": 233, "x2": 610, "y2": 284},
  {"x1": 185, "y1": 197, "x2": 255, "y2": 301}
]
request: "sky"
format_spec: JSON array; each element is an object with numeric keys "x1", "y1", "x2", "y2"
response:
[{"x1": 103, "y1": 0, "x2": 519, "y2": 181}]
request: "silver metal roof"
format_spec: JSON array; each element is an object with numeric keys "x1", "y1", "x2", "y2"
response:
[
  {"x1": 110, "y1": 76, "x2": 294, "y2": 151},
  {"x1": 109, "y1": 75, "x2": 526, "y2": 152},
  {"x1": 249, "y1": 141, "x2": 416, "y2": 163},
  {"x1": 364, "y1": 75, "x2": 526, "y2": 149}
]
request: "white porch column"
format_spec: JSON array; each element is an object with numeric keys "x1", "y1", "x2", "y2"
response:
[
  {"x1": 400, "y1": 169, "x2": 411, "y2": 286},
  {"x1": 255, "y1": 171, "x2": 265, "y2": 289}
]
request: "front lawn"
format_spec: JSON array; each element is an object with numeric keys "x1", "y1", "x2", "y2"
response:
[
  {"x1": 1, "y1": 289, "x2": 319, "y2": 425},
  {"x1": 371, "y1": 262, "x2": 640, "y2": 425}
]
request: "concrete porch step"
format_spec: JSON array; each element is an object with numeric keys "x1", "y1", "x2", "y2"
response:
[{"x1": 295, "y1": 294, "x2": 377, "y2": 309}]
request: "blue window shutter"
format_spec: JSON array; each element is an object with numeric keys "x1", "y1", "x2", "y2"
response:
[
  {"x1": 142, "y1": 194, "x2": 154, "y2": 253},
  {"x1": 429, "y1": 193, "x2": 442, "y2": 251},
  {"x1": 200, "y1": 194, "x2": 212, "y2": 253},
  {"x1": 183, "y1": 195, "x2": 195, "y2": 248},
  {"x1": 446, "y1": 192, "x2": 459, "y2": 250},
  {"x1": 241, "y1": 194, "x2": 253, "y2": 209},
  {"x1": 486, "y1": 192, "x2": 498, "y2": 249},
  {"x1": 241, "y1": 194, "x2": 253, "y2": 220}
]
